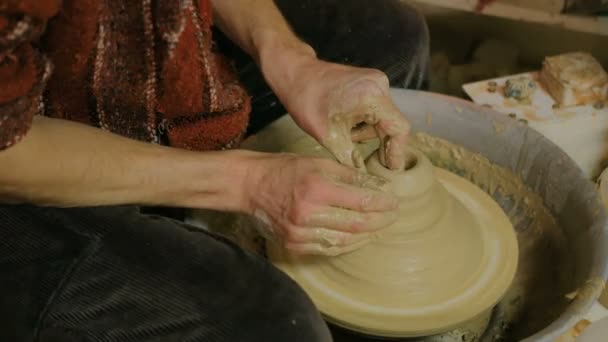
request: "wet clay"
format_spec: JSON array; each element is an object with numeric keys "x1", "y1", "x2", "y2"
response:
[
  {"x1": 321, "y1": 91, "x2": 411, "y2": 171},
  {"x1": 267, "y1": 147, "x2": 519, "y2": 338},
  {"x1": 197, "y1": 115, "x2": 582, "y2": 341},
  {"x1": 407, "y1": 133, "x2": 582, "y2": 341}
]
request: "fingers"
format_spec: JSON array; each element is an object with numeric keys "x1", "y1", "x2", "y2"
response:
[
  {"x1": 322, "y1": 122, "x2": 366, "y2": 170},
  {"x1": 376, "y1": 128, "x2": 389, "y2": 169},
  {"x1": 351, "y1": 124, "x2": 377, "y2": 142},
  {"x1": 326, "y1": 90, "x2": 410, "y2": 171},
  {"x1": 281, "y1": 160, "x2": 397, "y2": 222},
  {"x1": 278, "y1": 221, "x2": 380, "y2": 257},
  {"x1": 272, "y1": 160, "x2": 398, "y2": 256},
  {"x1": 310, "y1": 162, "x2": 397, "y2": 210},
  {"x1": 379, "y1": 124, "x2": 410, "y2": 171},
  {"x1": 322, "y1": 76, "x2": 389, "y2": 169},
  {"x1": 323, "y1": 164, "x2": 389, "y2": 192},
  {"x1": 284, "y1": 177, "x2": 398, "y2": 233},
  {"x1": 283, "y1": 226, "x2": 374, "y2": 246},
  {"x1": 324, "y1": 181, "x2": 398, "y2": 212},
  {"x1": 368, "y1": 98, "x2": 411, "y2": 171},
  {"x1": 304, "y1": 207, "x2": 398, "y2": 233},
  {"x1": 285, "y1": 238, "x2": 373, "y2": 256}
]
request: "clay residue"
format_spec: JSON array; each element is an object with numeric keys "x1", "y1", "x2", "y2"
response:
[
  {"x1": 564, "y1": 277, "x2": 606, "y2": 315},
  {"x1": 521, "y1": 109, "x2": 545, "y2": 122},
  {"x1": 267, "y1": 148, "x2": 518, "y2": 338},
  {"x1": 285, "y1": 132, "x2": 576, "y2": 341},
  {"x1": 493, "y1": 121, "x2": 507, "y2": 135},
  {"x1": 555, "y1": 110, "x2": 576, "y2": 119},
  {"x1": 408, "y1": 133, "x2": 574, "y2": 342},
  {"x1": 191, "y1": 128, "x2": 588, "y2": 342}
]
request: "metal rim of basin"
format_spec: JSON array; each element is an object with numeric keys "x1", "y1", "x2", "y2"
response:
[{"x1": 387, "y1": 88, "x2": 608, "y2": 342}]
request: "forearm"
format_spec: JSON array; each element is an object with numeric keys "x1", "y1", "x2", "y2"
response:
[
  {"x1": 212, "y1": 0, "x2": 312, "y2": 60},
  {"x1": 0, "y1": 116, "x2": 250, "y2": 211},
  {"x1": 211, "y1": 0, "x2": 316, "y2": 91}
]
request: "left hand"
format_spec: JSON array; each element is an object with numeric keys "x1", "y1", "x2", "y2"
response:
[{"x1": 275, "y1": 58, "x2": 411, "y2": 171}]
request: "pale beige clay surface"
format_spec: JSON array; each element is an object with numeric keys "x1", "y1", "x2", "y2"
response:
[{"x1": 268, "y1": 147, "x2": 519, "y2": 338}]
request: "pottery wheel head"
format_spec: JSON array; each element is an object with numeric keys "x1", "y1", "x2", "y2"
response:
[{"x1": 267, "y1": 148, "x2": 519, "y2": 338}]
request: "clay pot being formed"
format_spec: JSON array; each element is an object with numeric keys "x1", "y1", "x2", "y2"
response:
[{"x1": 267, "y1": 148, "x2": 519, "y2": 338}]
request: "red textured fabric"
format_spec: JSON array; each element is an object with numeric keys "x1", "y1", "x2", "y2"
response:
[
  {"x1": 0, "y1": 0, "x2": 56, "y2": 149},
  {"x1": 42, "y1": 0, "x2": 98, "y2": 124},
  {"x1": 0, "y1": 45, "x2": 37, "y2": 103},
  {"x1": 2, "y1": 0, "x2": 62, "y2": 18},
  {"x1": 167, "y1": 98, "x2": 251, "y2": 151},
  {"x1": 0, "y1": 0, "x2": 250, "y2": 151},
  {"x1": 0, "y1": 16, "x2": 8, "y2": 30},
  {"x1": 156, "y1": 8, "x2": 206, "y2": 119}
]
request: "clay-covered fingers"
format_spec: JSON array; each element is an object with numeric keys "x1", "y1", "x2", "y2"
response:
[
  {"x1": 304, "y1": 207, "x2": 398, "y2": 233},
  {"x1": 274, "y1": 161, "x2": 398, "y2": 255},
  {"x1": 248, "y1": 149, "x2": 400, "y2": 257},
  {"x1": 285, "y1": 238, "x2": 373, "y2": 257},
  {"x1": 324, "y1": 87, "x2": 410, "y2": 170},
  {"x1": 322, "y1": 76, "x2": 390, "y2": 169},
  {"x1": 277, "y1": 212, "x2": 380, "y2": 256},
  {"x1": 319, "y1": 181, "x2": 398, "y2": 212},
  {"x1": 370, "y1": 98, "x2": 410, "y2": 171},
  {"x1": 340, "y1": 168, "x2": 391, "y2": 192},
  {"x1": 350, "y1": 124, "x2": 377, "y2": 142},
  {"x1": 315, "y1": 162, "x2": 396, "y2": 208},
  {"x1": 289, "y1": 172, "x2": 398, "y2": 232},
  {"x1": 282, "y1": 226, "x2": 374, "y2": 248},
  {"x1": 323, "y1": 122, "x2": 366, "y2": 170}
]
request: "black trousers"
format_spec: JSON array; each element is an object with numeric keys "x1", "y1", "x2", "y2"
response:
[{"x1": 0, "y1": 1, "x2": 429, "y2": 341}]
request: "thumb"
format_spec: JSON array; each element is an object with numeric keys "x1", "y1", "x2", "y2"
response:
[{"x1": 322, "y1": 124, "x2": 365, "y2": 170}]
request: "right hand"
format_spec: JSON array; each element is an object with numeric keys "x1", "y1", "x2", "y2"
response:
[{"x1": 244, "y1": 153, "x2": 399, "y2": 256}]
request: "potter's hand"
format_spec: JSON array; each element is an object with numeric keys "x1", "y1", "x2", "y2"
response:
[
  {"x1": 245, "y1": 152, "x2": 399, "y2": 256},
  {"x1": 278, "y1": 59, "x2": 411, "y2": 170}
]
